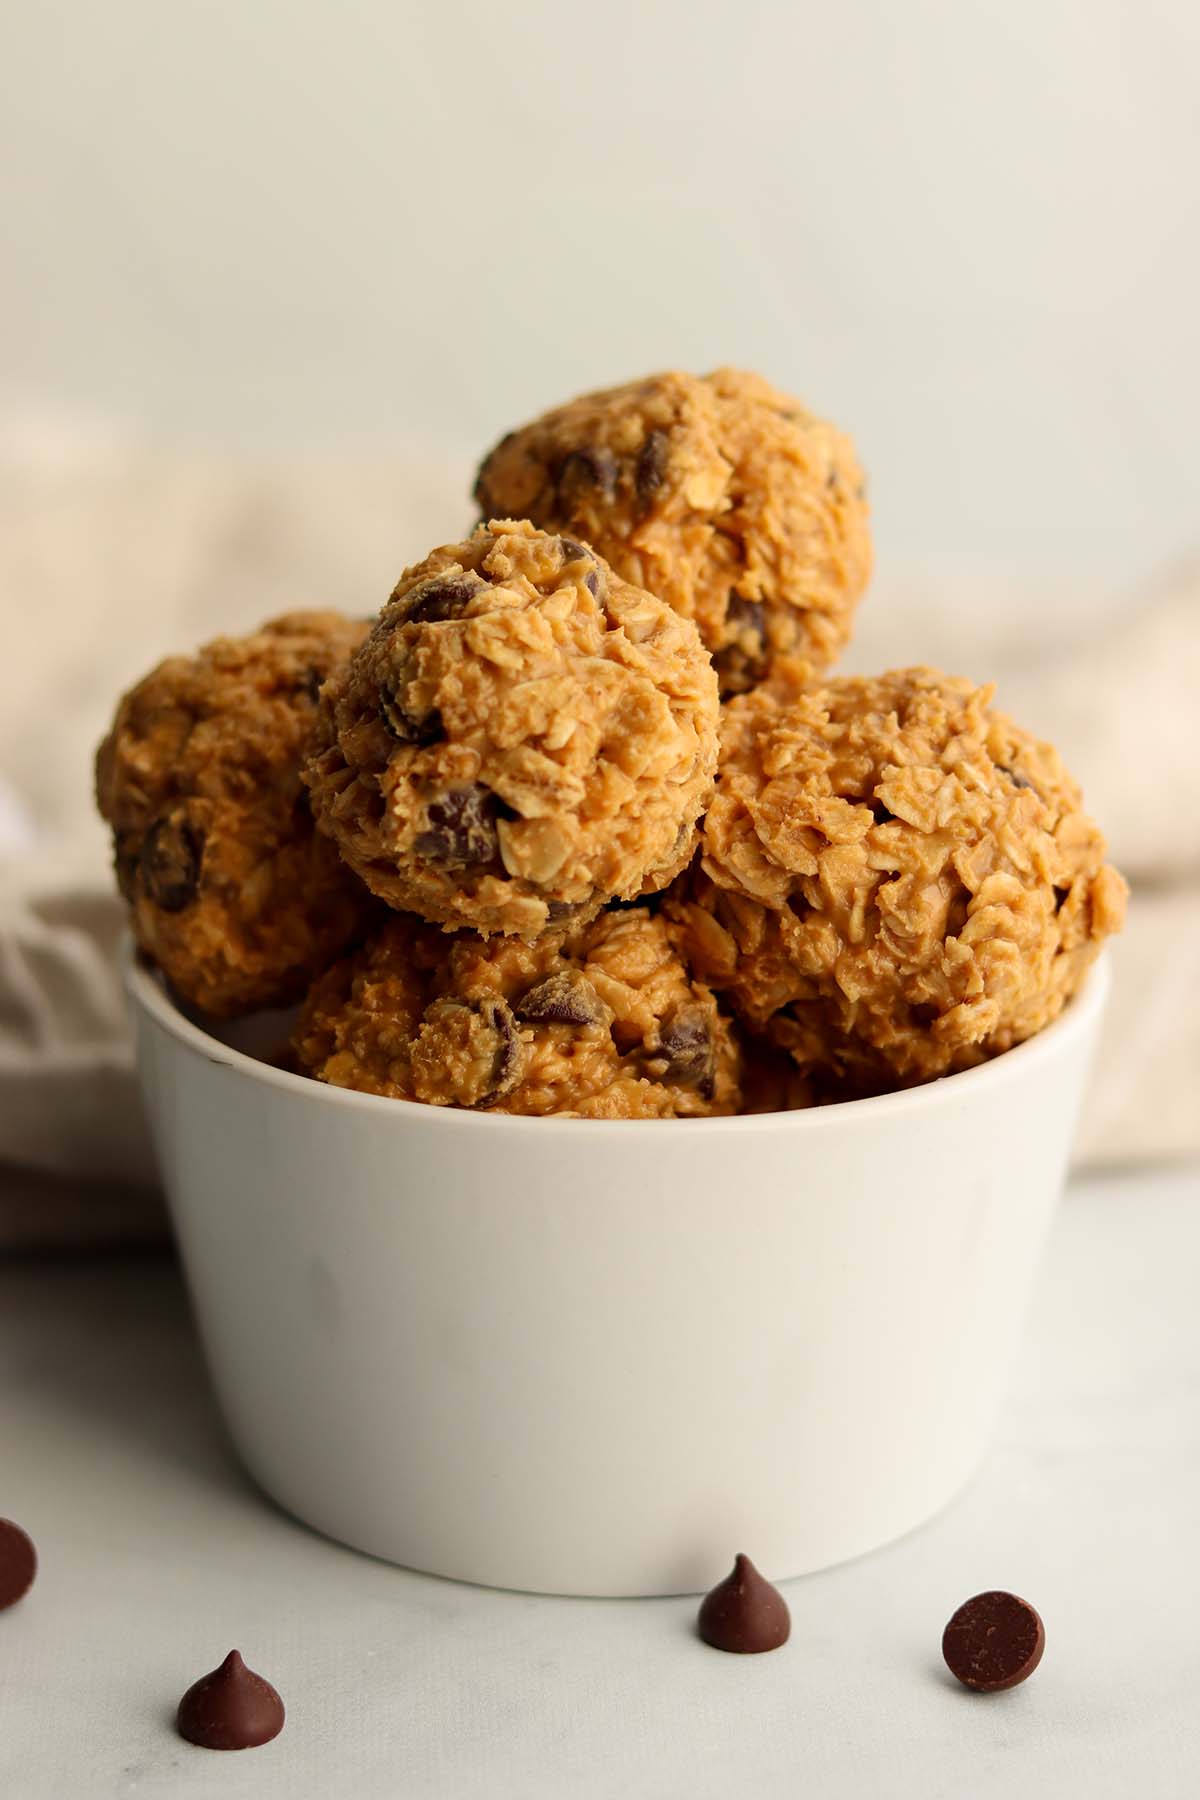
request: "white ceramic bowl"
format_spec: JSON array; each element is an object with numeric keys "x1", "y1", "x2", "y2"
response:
[{"x1": 126, "y1": 945, "x2": 1109, "y2": 1597}]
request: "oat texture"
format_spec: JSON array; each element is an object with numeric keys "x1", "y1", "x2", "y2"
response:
[
  {"x1": 303, "y1": 520, "x2": 720, "y2": 937},
  {"x1": 473, "y1": 368, "x2": 871, "y2": 693},
  {"x1": 667, "y1": 664, "x2": 1127, "y2": 1082},
  {"x1": 95, "y1": 612, "x2": 373, "y2": 1017},
  {"x1": 293, "y1": 906, "x2": 740, "y2": 1117}
]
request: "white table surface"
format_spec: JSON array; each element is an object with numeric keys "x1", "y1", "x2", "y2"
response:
[{"x1": 2, "y1": 1165, "x2": 1198, "y2": 1800}]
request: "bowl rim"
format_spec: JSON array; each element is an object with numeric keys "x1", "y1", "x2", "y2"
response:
[{"x1": 122, "y1": 936, "x2": 1110, "y2": 1138}]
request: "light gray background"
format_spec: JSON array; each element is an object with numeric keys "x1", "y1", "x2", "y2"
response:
[{"x1": 3, "y1": 0, "x2": 1199, "y2": 611}]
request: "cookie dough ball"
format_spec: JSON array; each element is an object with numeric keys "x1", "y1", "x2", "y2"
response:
[
  {"x1": 304, "y1": 520, "x2": 719, "y2": 938},
  {"x1": 473, "y1": 368, "x2": 871, "y2": 693},
  {"x1": 96, "y1": 612, "x2": 373, "y2": 1017},
  {"x1": 668, "y1": 665, "x2": 1127, "y2": 1083},
  {"x1": 294, "y1": 906, "x2": 740, "y2": 1118}
]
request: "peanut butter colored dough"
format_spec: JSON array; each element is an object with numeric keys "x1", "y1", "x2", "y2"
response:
[
  {"x1": 668, "y1": 665, "x2": 1127, "y2": 1083},
  {"x1": 473, "y1": 368, "x2": 871, "y2": 693},
  {"x1": 96, "y1": 612, "x2": 374, "y2": 1018},
  {"x1": 303, "y1": 520, "x2": 719, "y2": 938},
  {"x1": 293, "y1": 906, "x2": 740, "y2": 1118}
]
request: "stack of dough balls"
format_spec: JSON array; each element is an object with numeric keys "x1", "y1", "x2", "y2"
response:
[{"x1": 97, "y1": 369, "x2": 1127, "y2": 1118}]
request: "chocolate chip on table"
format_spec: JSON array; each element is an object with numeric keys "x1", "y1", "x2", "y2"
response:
[
  {"x1": 414, "y1": 784, "x2": 503, "y2": 868},
  {"x1": 635, "y1": 429, "x2": 669, "y2": 502},
  {"x1": 557, "y1": 447, "x2": 618, "y2": 507},
  {"x1": 176, "y1": 1649, "x2": 285, "y2": 1751},
  {"x1": 400, "y1": 572, "x2": 488, "y2": 626},
  {"x1": 139, "y1": 815, "x2": 203, "y2": 911},
  {"x1": 698, "y1": 1554, "x2": 791, "y2": 1654},
  {"x1": 942, "y1": 1591, "x2": 1045, "y2": 1692},
  {"x1": 516, "y1": 970, "x2": 605, "y2": 1027},
  {"x1": 0, "y1": 1518, "x2": 37, "y2": 1610}
]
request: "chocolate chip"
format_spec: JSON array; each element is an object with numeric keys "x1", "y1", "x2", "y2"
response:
[
  {"x1": 545, "y1": 898, "x2": 585, "y2": 922},
  {"x1": 557, "y1": 447, "x2": 618, "y2": 507},
  {"x1": 417, "y1": 995, "x2": 525, "y2": 1107},
  {"x1": 716, "y1": 595, "x2": 769, "y2": 686},
  {"x1": 414, "y1": 784, "x2": 502, "y2": 868},
  {"x1": 516, "y1": 970, "x2": 605, "y2": 1027},
  {"x1": 0, "y1": 1518, "x2": 37, "y2": 1610},
  {"x1": 657, "y1": 1005, "x2": 714, "y2": 1087},
  {"x1": 559, "y1": 537, "x2": 591, "y2": 562},
  {"x1": 999, "y1": 765, "x2": 1037, "y2": 794},
  {"x1": 177, "y1": 1650, "x2": 285, "y2": 1750},
  {"x1": 400, "y1": 571, "x2": 488, "y2": 626},
  {"x1": 698, "y1": 1554, "x2": 791, "y2": 1654},
  {"x1": 475, "y1": 995, "x2": 523, "y2": 1105},
  {"x1": 942, "y1": 1591, "x2": 1045, "y2": 1693},
  {"x1": 380, "y1": 681, "x2": 443, "y2": 746},
  {"x1": 635, "y1": 429, "x2": 669, "y2": 502},
  {"x1": 584, "y1": 569, "x2": 602, "y2": 599},
  {"x1": 139, "y1": 815, "x2": 203, "y2": 912}
]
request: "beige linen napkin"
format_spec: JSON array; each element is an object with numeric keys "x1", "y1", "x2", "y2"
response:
[{"x1": 0, "y1": 422, "x2": 1192, "y2": 1246}]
